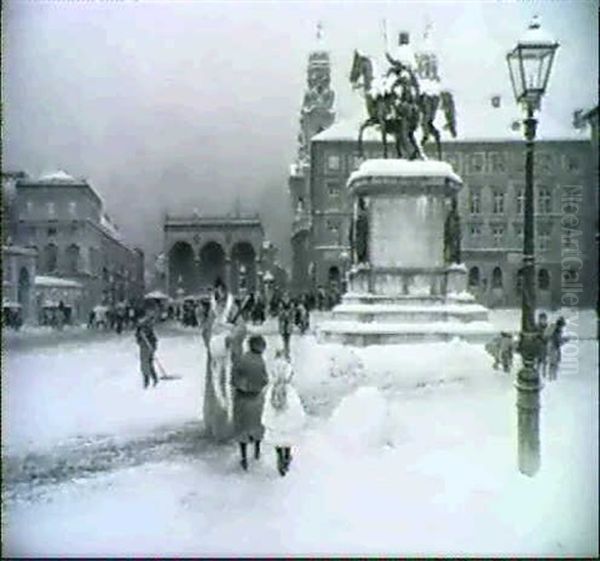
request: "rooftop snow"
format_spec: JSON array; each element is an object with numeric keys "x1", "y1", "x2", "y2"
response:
[
  {"x1": 38, "y1": 170, "x2": 78, "y2": 183},
  {"x1": 312, "y1": 101, "x2": 589, "y2": 144}
]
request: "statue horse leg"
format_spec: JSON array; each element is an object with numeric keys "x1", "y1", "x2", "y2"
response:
[
  {"x1": 431, "y1": 125, "x2": 442, "y2": 160},
  {"x1": 394, "y1": 125, "x2": 403, "y2": 158},
  {"x1": 381, "y1": 122, "x2": 388, "y2": 159},
  {"x1": 358, "y1": 121, "x2": 369, "y2": 158}
]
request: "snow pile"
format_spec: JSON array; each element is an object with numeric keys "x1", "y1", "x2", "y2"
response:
[
  {"x1": 328, "y1": 387, "x2": 390, "y2": 453},
  {"x1": 293, "y1": 340, "x2": 365, "y2": 386}
]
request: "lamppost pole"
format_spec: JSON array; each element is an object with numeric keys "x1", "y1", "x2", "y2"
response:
[
  {"x1": 516, "y1": 102, "x2": 541, "y2": 476},
  {"x1": 506, "y1": 15, "x2": 559, "y2": 477}
]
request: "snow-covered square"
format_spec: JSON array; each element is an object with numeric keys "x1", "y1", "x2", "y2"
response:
[{"x1": 2, "y1": 311, "x2": 598, "y2": 557}]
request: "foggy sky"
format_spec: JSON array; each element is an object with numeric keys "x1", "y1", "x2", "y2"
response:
[{"x1": 3, "y1": 1, "x2": 598, "y2": 268}]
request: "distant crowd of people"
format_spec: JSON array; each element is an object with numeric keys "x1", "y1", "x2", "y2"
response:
[{"x1": 88, "y1": 302, "x2": 144, "y2": 334}]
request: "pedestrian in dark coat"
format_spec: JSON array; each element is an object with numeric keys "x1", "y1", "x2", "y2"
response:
[
  {"x1": 231, "y1": 334, "x2": 269, "y2": 471},
  {"x1": 135, "y1": 310, "x2": 159, "y2": 388},
  {"x1": 278, "y1": 299, "x2": 294, "y2": 360},
  {"x1": 548, "y1": 316, "x2": 568, "y2": 381},
  {"x1": 535, "y1": 312, "x2": 550, "y2": 378}
]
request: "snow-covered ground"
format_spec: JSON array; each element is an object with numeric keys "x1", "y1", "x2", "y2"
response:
[{"x1": 1, "y1": 310, "x2": 598, "y2": 556}]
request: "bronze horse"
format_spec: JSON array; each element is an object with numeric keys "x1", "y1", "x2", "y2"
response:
[
  {"x1": 350, "y1": 50, "x2": 394, "y2": 158},
  {"x1": 419, "y1": 88, "x2": 457, "y2": 160}
]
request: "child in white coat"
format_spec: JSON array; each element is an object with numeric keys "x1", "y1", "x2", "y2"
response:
[{"x1": 262, "y1": 350, "x2": 306, "y2": 476}]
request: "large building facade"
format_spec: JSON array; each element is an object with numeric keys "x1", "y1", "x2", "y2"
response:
[
  {"x1": 8, "y1": 171, "x2": 144, "y2": 321},
  {"x1": 289, "y1": 32, "x2": 598, "y2": 309}
]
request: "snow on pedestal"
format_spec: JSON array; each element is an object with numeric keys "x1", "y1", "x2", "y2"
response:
[{"x1": 318, "y1": 159, "x2": 496, "y2": 346}]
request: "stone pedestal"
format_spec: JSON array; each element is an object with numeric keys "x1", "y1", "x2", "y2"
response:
[{"x1": 318, "y1": 160, "x2": 495, "y2": 346}]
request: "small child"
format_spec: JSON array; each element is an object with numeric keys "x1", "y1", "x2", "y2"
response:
[{"x1": 262, "y1": 350, "x2": 306, "y2": 477}]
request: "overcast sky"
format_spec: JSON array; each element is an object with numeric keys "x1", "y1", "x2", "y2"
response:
[{"x1": 3, "y1": 0, "x2": 598, "y2": 267}]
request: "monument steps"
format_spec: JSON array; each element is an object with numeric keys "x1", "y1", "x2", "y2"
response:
[
  {"x1": 318, "y1": 320, "x2": 496, "y2": 345},
  {"x1": 331, "y1": 302, "x2": 489, "y2": 324}
]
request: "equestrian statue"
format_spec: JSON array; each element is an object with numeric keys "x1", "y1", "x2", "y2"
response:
[{"x1": 350, "y1": 34, "x2": 457, "y2": 161}]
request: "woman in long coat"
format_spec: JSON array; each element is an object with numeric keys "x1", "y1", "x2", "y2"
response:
[
  {"x1": 231, "y1": 335, "x2": 269, "y2": 470},
  {"x1": 202, "y1": 280, "x2": 238, "y2": 442}
]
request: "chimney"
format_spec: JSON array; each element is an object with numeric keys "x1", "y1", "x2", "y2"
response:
[
  {"x1": 491, "y1": 95, "x2": 501, "y2": 108},
  {"x1": 399, "y1": 31, "x2": 410, "y2": 45}
]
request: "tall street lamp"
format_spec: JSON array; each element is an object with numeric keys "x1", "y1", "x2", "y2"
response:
[{"x1": 506, "y1": 15, "x2": 559, "y2": 477}]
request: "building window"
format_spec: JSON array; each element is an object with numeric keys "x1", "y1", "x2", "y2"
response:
[
  {"x1": 43, "y1": 243, "x2": 58, "y2": 273},
  {"x1": 538, "y1": 268, "x2": 550, "y2": 290},
  {"x1": 47, "y1": 227, "x2": 57, "y2": 237},
  {"x1": 537, "y1": 227, "x2": 550, "y2": 251},
  {"x1": 468, "y1": 266, "x2": 480, "y2": 287},
  {"x1": 327, "y1": 181, "x2": 340, "y2": 197},
  {"x1": 538, "y1": 187, "x2": 552, "y2": 214},
  {"x1": 68, "y1": 201, "x2": 77, "y2": 216},
  {"x1": 469, "y1": 153, "x2": 485, "y2": 173},
  {"x1": 514, "y1": 223, "x2": 524, "y2": 245},
  {"x1": 468, "y1": 191, "x2": 481, "y2": 214},
  {"x1": 515, "y1": 269, "x2": 523, "y2": 293},
  {"x1": 489, "y1": 152, "x2": 506, "y2": 172},
  {"x1": 469, "y1": 224, "x2": 482, "y2": 239},
  {"x1": 563, "y1": 154, "x2": 580, "y2": 172},
  {"x1": 536, "y1": 152, "x2": 553, "y2": 174},
  {"x1": 326, "y1": 155, "x2": 341, "y2": 172},
  {"x1": 47, "y1": 202, "x2": 56, "y2": 218},
  {"x1": 66, "y1": 244, "x2": 80, "y2": 274},
  {"x1": 492, "y1": 191, "x2": 504, "y2": 214},
  {"x1": 491, "y1": 266, "x2": 503, "y2": 289},
  {"x1": 516, "y1": 187, "x2": 524, "y2": 214},
  {"x1": 326, "y1": 219, "x2": 341, "y2": 244},
  {"x1": 491, "y1": 225, "x2": 505, "y2": 246}
]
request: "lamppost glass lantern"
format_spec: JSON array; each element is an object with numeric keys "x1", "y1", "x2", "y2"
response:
[{"x1": 506, "y1": 15, "x2": 559, "y2": 110}]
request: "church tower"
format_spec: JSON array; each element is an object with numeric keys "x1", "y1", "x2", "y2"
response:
[
  {"x1": 289, "y1": 22, "x2": 336, "y2": 293},
  {"x1": 298, "y1": 22, "x2": 336, "y2": 163}
]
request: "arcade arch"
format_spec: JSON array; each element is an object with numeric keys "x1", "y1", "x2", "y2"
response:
[
  {"x1": 230, "y1": 242, "x2": 256, "y2": 294},
  {"x1": 168, "y1": 241, "x2": 197, "y2": 295},
  {"x1": 198, "y1": 241, "x2": 226, "y2": 291}
]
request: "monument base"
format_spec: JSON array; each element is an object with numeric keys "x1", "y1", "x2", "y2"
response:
[{"x1": 317, "y1": 159, "x2": 496, "y2": 346}]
